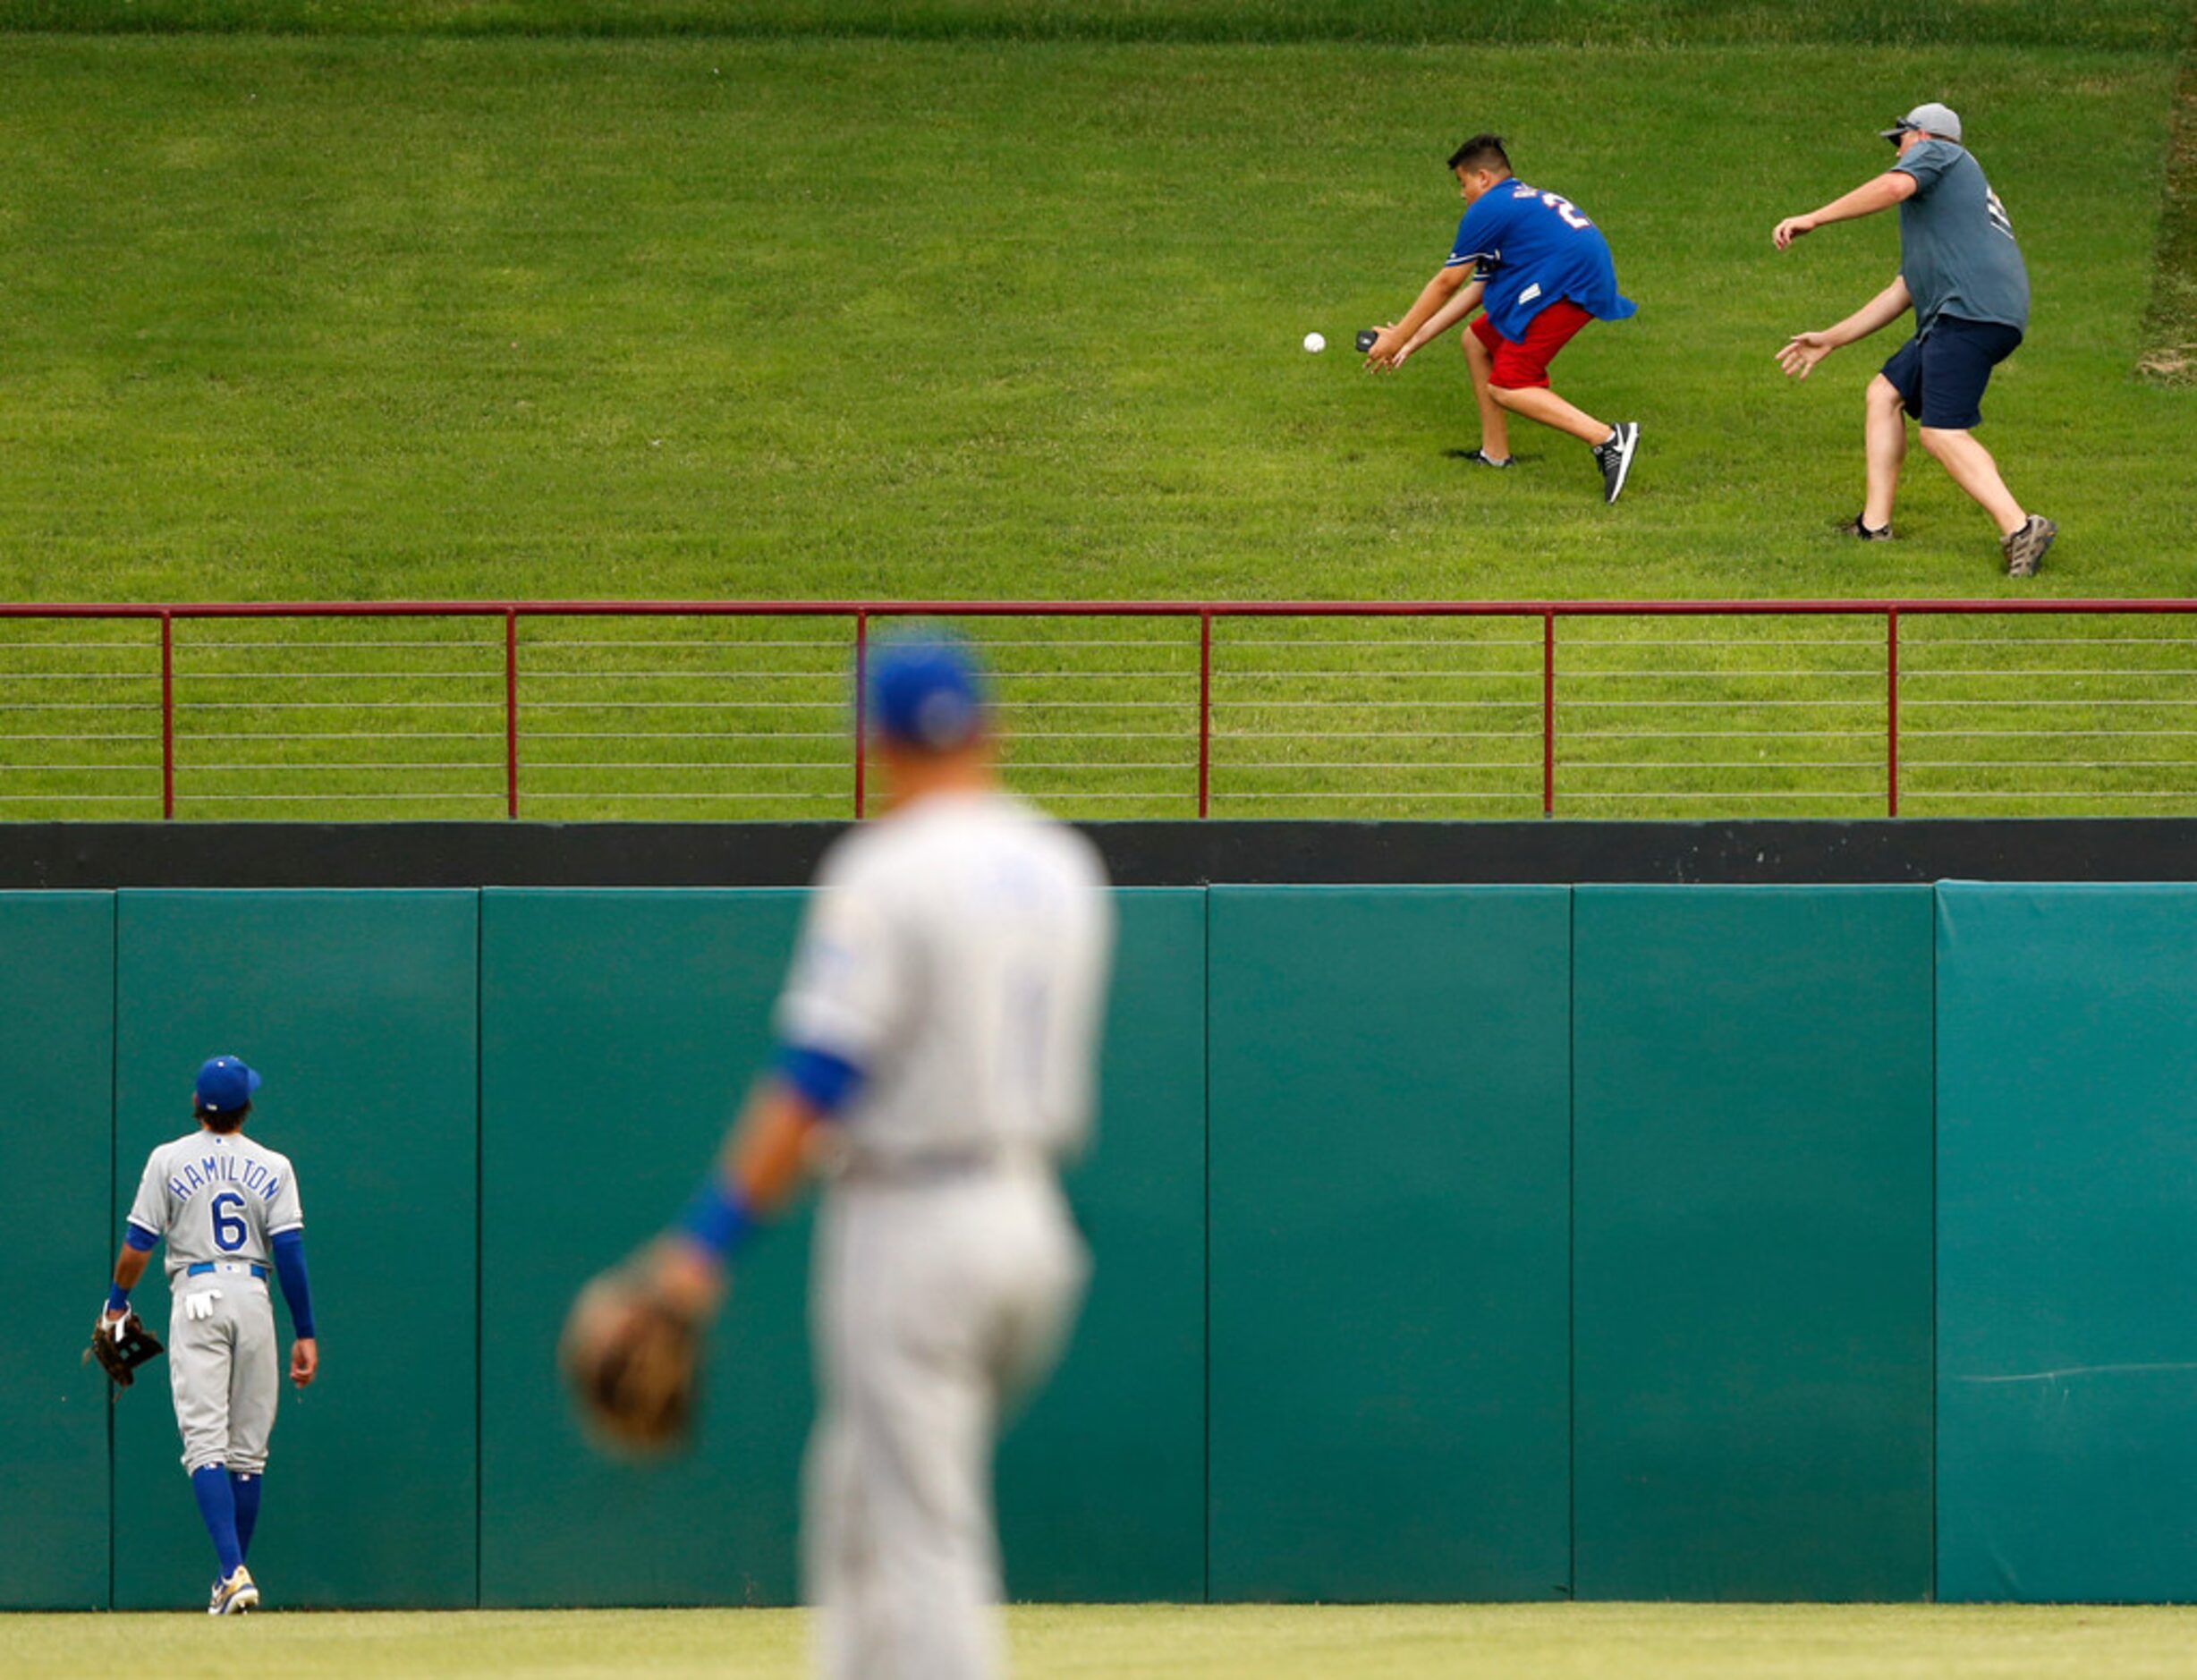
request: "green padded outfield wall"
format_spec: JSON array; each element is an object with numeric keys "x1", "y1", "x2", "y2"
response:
[
  {"x1": 1207, "y1": 887, "x2": 1572, "y2": 1601},
  {"x1": 1937, "y1": 885, "x2": 2197, "y2": 1602},
  {"x1": 479, "y1": 889, "x2": 814, "y2": 1608},
  {"x1": 0, "y1": 894, "x2": 115, "y2": 1609},
  {"x1": 9, "y1": 878, "x2": 2194, "y2": 1608},
  {"x1": 479, "y1": 888, "x2": 1208, "y2": 1608},
  {"x1": 997, "y1": 888, "x2": 1207, "y2": 1602},
  {"x1": 110, "y1": 891, "x2": 480, "y2": 1610},
  {"x1": 1572, "y1": 887, "x2": 1934, "y2": 1601}
]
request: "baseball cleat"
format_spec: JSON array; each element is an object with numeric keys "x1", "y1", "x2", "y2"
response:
[
  {"x1": 1594, "y1": 421, "x2": 1639, "y2": 505},
  {"x1": 208, "y1": 1565, "x2": 259, "y2": 1616},
  {"x1": 2001, "y1": 514, "x2": 2056, "y2": 577},
  {"x1": 1466, "y1": 449, "x2": 1516, "y2": 469}
]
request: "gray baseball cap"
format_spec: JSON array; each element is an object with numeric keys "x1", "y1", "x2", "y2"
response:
[{"x1": 1881, "y1": 102, "x2": 1962, "y2": 143}]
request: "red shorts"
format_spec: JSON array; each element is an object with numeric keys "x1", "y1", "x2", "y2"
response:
[{"x1": 1471, "y1": 299, "x2": 1592, "y2": 389}]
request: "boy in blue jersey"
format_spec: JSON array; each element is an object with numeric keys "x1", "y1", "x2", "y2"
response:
[{"x1": 1366, "y1": 134, "x2": 1640, "y2": 504}]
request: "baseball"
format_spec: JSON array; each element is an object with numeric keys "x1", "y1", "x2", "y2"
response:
[{"x1": 1302, "y1": 332, "x2": 1326, "y2": 353}]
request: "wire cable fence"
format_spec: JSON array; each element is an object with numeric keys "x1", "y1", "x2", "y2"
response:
[{"x1": 0, "y1": 601, "x2": 2193, "y2": 820}]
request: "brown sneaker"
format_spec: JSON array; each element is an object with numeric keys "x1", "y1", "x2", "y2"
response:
[{"x1": 2001, "y1": 515, "x2": 2057, "y2": 577}]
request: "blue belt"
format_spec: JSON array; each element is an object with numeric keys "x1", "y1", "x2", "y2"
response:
[{"x1": 186, "y1": 1261, "x2": 267, "y2": 1281}]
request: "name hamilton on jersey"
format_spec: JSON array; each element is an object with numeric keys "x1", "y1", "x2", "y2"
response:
[{"x1": 164, "y1": 1150, "x2": 285, "y2": 1209}]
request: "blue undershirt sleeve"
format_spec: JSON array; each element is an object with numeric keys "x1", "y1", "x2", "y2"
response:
[
  {"x1": 270, "y1": 1229, "x2": 315, "y2": 1338},
  {"x1": 776, "y1": 1041, "x2": 865, "y2": 1116},
  {"x1": 123, "y1": 1222, "x2": 159, "y2": 1252}
]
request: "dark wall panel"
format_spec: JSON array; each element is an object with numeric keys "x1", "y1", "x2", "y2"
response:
[
  {"x1": 0, "y1": 893, "x2": 115, "y2": 1608},
  {"x1": 1208, "y1": 887, "x2": 1572, "y2": 1601},
  {"x1": 111, "y1": 890, "x2": 479, "y2": 1610},
  {"x1": 479, "y1": 887, "x2": 1209, "y2": 1608},
  {"x1": 479, "y1": 888, "x2": 811, "y2": 1608},
  {"x1": 999, "y1": 888, "x2": 1208, "y2": 1602},
  {"x1": 1937, "y1": 884, "x2": 2197, "y2": 1602},
  {"x1": 1572, "y1": 886, "x2": 1934, "y2": 1600}
]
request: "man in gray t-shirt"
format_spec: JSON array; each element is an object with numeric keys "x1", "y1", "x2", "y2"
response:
[{"x1": 1770, "y1": 103, "x2": 2055, "y2": 577}]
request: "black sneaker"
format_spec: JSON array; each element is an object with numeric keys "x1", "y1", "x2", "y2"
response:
[
  {"x1": 2001, "y1": 514, "x2": 2057, "y2": 578},
  {"x1": 1467, "y1": 449, "x2": 1515, "y2": 469},
  {"x1": 1592, "y1": 422, "x2": 1639, "y2": 505},
  {"x1": 1837, "y1": 513, "x2": 1894, "y2": 540}
]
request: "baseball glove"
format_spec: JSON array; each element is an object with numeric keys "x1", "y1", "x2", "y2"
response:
[
  {"x1": 559, "y1": 1269, "x2": 701, "y2": 1455},
  {"x1": 87, "y1": 1311, "x2": 165, "y2": 1390}
]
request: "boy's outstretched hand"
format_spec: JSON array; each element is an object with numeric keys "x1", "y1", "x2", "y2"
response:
[{"x1": 1362, "y1": 325, "x2": 1412, "y2": 371}]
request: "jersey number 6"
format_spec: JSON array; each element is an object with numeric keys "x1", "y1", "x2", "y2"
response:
[{"x1": 212, "y1": 1192, "x2": 248, "y2": 1252}]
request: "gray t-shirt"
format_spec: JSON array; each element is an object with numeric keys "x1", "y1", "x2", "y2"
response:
[{"x1": 1892, "y1": 140, "x2": 2029, "y2": 335}]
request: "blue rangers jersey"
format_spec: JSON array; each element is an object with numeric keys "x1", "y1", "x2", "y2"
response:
[{"x1": 1446, "y1": 179, "x2": 1636, "y2": 340}]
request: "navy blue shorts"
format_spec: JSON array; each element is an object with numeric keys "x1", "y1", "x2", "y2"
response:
[{"x1": 1879, "y1": 316, "x2": 2023, "y2": 430}]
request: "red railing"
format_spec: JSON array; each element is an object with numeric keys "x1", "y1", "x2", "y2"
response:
[{"x1": 2, "y1": 598, "x2": 2195, "y2": 820}]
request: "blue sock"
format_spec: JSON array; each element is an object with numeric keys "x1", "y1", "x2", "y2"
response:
[
  {"x1": 228, "y1": 1471, "x2": 261, "y2": 1561},
  {"x1": 190, "y1": 1465, "x2": 244, "y2": 1577}
]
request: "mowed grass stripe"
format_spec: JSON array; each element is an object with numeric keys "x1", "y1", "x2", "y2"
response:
[{"x1": 4, "y1": 0, "x2": 2186, "y2": 51}]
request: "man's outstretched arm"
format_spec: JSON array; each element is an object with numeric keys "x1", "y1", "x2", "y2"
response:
[
  {"x1": 1777, "y1": 274, "x2": 1913, "y2": 379},
  {"x1": 1773, "y1": 172, "x2": 1918, "y2": 249}
]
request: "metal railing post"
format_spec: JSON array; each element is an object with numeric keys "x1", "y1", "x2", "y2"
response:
[
  {"x1": 160, "y1": 611, "x2": 175, "y2": 820},
  {"x1": 1886, "y1": 607, "x2": 1899, "y2": 818},
  {"x1": 1197, "y1": 610, "x2": 1212, "y2": 819},
  {"x1": 1541, "y1": 609, "x2": 1557, "y2": 818},
  {"x1": 853, "y1": 610, "x2": 869, "y2": 819},
  {"x1": 505, "y1": 607, "x2": 521, "y2": 819}
]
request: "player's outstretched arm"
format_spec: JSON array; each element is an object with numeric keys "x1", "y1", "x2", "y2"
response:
[
  {"x1": 1773, "y1": 172, "x2": 1918, "y2": 249},
  {"x1": 561, "y1": 1065, "x2": 847, "y2": 1454},
  {"x1": 648, "y1": 1069, "x2": 844, "y2": 1318},
  {"x1": 1366, "y1": 265, "x2": 1470, "y2": 370},
  {"x1": 1777, "y1": 274, "x2": 1913, "y2": 378}
]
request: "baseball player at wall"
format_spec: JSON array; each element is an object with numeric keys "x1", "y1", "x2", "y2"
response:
[
  {"x1": 101, "y1": 1056, "x2": 318, "y2": 1615},
  {"x1": 564, "y1": 636, "x2": 1115, "y2": 1680}
]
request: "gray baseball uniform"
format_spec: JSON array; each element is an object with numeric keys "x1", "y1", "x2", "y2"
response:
[
  {"x1": 776, "y1": 788, "x2": 1114, "y2": 1680},
  {"x1": 128, "y1": 1130, "x2": 303, "y2": 1475}
]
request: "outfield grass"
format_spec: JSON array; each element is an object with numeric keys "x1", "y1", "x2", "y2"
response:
[
  {"x1": 0, "y1": 28, "x2": 2189, "y2": 817},
  {"x1": 12, "y1": 1604, "x2": 2197, "y2": 1679},
  {"x1": 2, "y1": 35, "x2": 2182, "y2": 607},
  {"x1": 3, "y1": 0, "x2": 2185, "y2": 51}
]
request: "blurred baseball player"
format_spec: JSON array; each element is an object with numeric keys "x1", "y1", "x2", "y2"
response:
[
  {"x1": 1365, "y1": 132, "x2": 1641, "y2": 503},
  {"x1": 564, "y1": 635, "x2": 1115, "y2": 1680},
  {"x1": 1774, "y1": 102, "x2": 2054, "y2": 575},
  {"x1": 101, "y1": 1056, "x2": 318, "y2": 1615}
]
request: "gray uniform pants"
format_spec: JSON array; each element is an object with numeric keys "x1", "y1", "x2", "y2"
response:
[
  {"x1": 169, "y1": 1270, "x2": 278, "y2": 1476},
  {"x1": 803, "y1": 1167, "x2": 1087, "y2": 1680}
]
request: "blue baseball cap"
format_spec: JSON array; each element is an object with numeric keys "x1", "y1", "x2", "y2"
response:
[
  {"x1": 195, "y1": 1056, "x2": 261, "y2": 1115},
  {"x1": 866, "y1": 635, "x2": 988, "y2": 751}
]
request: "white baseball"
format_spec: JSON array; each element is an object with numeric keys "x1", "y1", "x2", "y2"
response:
[{"x1": 1302, "y1": 332, "x2": 1326, "y2": 353}]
